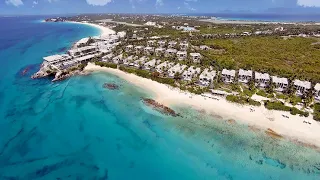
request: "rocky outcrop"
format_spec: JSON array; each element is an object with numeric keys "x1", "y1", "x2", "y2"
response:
[
  {"x1": 52, "y1": 70, "x2": 89, "y2": 82},
  {"x1": 141, "y1": 98, "x2": 180, "y2": 117},
  {"x1": 31, "y1": 63, "x2": 55, "y2": 79},
  {"x1": 103, "y1": 83, "x2": 120, "y2": 90}
]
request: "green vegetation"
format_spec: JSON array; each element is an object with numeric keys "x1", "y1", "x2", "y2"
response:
[
  {"x1": 313, "y1": 103, "x2": 320, "y2": 122},
  {"x1": 198, "y1": 26, "x2": 253, "y2": 34},
  {"x1": 226, "y1": 95, "x2": 261, "y2": 106},
  {"x1": 201, "y1": 36, "x2": 320, "y2": 81},
  {"x1": 289, "y1": 95, "x2": 302, "y2": 106},
  {"x1": 264, "y1": 101, "x2": 309, "y2": 117},
  {"x1": 95, "y1": 62, "x2": 117, "y2": 69}
]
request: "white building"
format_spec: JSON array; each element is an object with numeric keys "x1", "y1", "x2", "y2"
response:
[
  {"x1": 43, "y1": 54, "x2": 72, "y2": 66},
  {"x1": 68, "y1": 46, "x2": 97, "y2": 57},
  {"x1": 147, "y1": 40, "x2": 156, "y2": 46},
  {"x1": 199, "y1": 68, "x2": 216, "y2": 87},
  {"x1": 145, "y1": 21, "x2": 156, "y2": 26},
  {"x1": 180, "y1": 42, "x2": 189, "y2": 50},
  {"x1": 272, "y1": 76, "x2": 288, "y2": 92},
  {"x1": 168, "y1": 63, "x2": 187, "y2": 78},
  {"x1": 255, "y1": 72, "x2": 270, "y2": 88},
  {"x1": 134, "y1": 46, "x2": 144, "y2": 54},
  {"x1": 102, "y1": 53, "x2": 114, "y2": 62},
  {"x1": 155, "y1": 47, "x2": 165, "y2": 56},
  {"x1": 168, "y1": 41, "x2": 177, "y2": 48},
  {"x1": 75, "y1": 37, "x2": 90, "y2": 47},
  {"x1": 165, "y1": 48, "x2": 178, "y2": 57},
  {"x1": 293, "y1": 79, "x2": 311, "y2": 96},
  {"x1": 158, "y1": 40, "x2": 166, "y2": 47},
  {"x1": 143, "y1": 59, "x2": 161, "y2": 70},
  {"x1": 125, "y1": 45, "x2": 134, "y2": 53},
  {"x1": 315, "y1": 83, "x2": 320, "y2": 102},
  {"x1": 221, "y1": 69, "x2": 236, "y2": 83},
  {"x1": 182, "y1": 66, "x2": 201, "y2": 81},
  {"x1": 112, "y1": 54, "x2": 123, "y2": 64},
  {"x1": 133, "y1": 56, "x2": 148, "y2": 69},
  {"x1": 123, "y1": 55, "x2": 134, "y2": 66},
  {"x1": 177, "y1": 51, "x2": 187, "y2": 61},
  {"x1": 200, "y1": 45, "x2": 210, "y2": 51},
  {"x1": 190, "y1": 53, "x2": 202, "y2": 63},
  {"x1": 144, "y1": 46, "x2": 155, "y2": 55},
  {"x1": 156, "y1": 61, "x2": 174, "y2": 73},
  {"x1": 238, "y1": 69, "x2": 253, "y2": 84}
]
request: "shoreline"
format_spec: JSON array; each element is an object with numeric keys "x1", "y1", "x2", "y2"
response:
[
  {"x1": 66, "y1": 21, "x2": 116, "y2": 36},
  {"x1": 84, "y1": 63, "x2": 320, "y2": 149},
  {"x1": 200, "y1": 19, "x2": 320, "y2": 25}
]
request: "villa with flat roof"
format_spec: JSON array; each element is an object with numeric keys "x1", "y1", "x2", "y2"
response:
[
  {"x1": 199, "y1": 68, "x2": 216, "y2": 87},
  {"x1": 221, "y1": 69, "x2": 236, "y2": 83},
  {"x1": 168, "y1": 41, "x2": 177, "y2": 48},
  {"x1": 180, "y1": 42, "x2": 189, "y2": 51},
  {"x1": 144, "y1": 47, "x2": 155, "y2": 55},
  {"x1": 134, "y1": 46, "x2": 144, "y2": 54},
  {"x1": 238, "y1": 69, "x2": 253, "y2": 84},
  {"x1": 125, "y1": 45, "x2": 133, "y2": 53},
  {"x1": 168, "y1": 63, "x2": 187, "y2": 78},
  {"x1": 190, "y1": 53, "x2": 202, "y2": 63},
  {"x1": 156, "y1": 61, "x2": 174, "y2": 73},
  {"x1": 200, "y1": 45, "x2": 210, "y2": 50},
  {"x1": 177, "y1": 51, "x2": 187, "y2": 61},
  {"x1": 182, "y1": 66, "x2": 201, "y2": 81},
  {"x1": 155, "y1": 47, "x2": 165, "y2": 56},
  {"x1": 315, "y1": 83, "x2": 320, "y2": 102},
  {"x1": 272, "y1": 76, "x2": 289, "y2": 92},
  {"x1": 158, "y1": 40, "x2": 166, "y2": 47},
  {"x1": 147, "y1": 40, "x2": 156, "y2": 46},
  {"x1": 143, "y1": 59, "x2": 161, "y2": 70},
  {"x1": 255, "y1": 72, "x2": 270, "y2": 88},
  {"x1": 165, "y1": 48, "x2": 177, "y2": 57},
  {"x1": 293, "y1": 79, "x2": 311, "y2": 96}
]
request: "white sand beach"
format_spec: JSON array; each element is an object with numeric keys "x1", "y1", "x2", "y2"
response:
[
  {"x1": 67, "y1": 21, "x2": 115, "y2": 36},
  {"x1": 84, "y1": 63, "x2": 320, "y2": 148}
]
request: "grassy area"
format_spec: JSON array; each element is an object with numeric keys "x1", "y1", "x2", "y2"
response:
[
  {"x1": 198, "y1": 26, "x2": 253, "y2": 34},
  {"x1": 202, "y1": 36, "x2": 320, "y2": 81},
  {"x1": 226, "y1": 95, "x2": 261, "y2": 106},
  {"x1": 314, "y1": 103, "x2": 320, "y2": 122},
  {"x1": 95, "y1": 62, "x2": 117, "y2": 69},
  {"x1": 264, "y1": 101, "x2": 309, "y2": 117}
]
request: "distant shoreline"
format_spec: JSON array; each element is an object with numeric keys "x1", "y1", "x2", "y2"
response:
[
  {"x1": 200, "y1": 18, "x2": 320, "y2": 25},
  {"x1": 84, "y1": 63, "x2": 320, "y2": 150}
]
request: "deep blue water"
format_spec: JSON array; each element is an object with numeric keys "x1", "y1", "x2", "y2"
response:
[
  {"x1": 0, "y1": 16, "x2": 320, "y2": 179},
  {"x1": 186, "y1": 13, "x2": 320, "y2": 22}
]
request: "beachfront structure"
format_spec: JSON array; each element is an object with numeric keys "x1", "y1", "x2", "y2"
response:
[
  {"x1": 238, "y1": 69, "x2": 253, "y2": 84},
  {"x1": 102, "y1": 53, "x2": 114, "y2": 62},
  {"x1": 143, "y1": 59, "x2": 161, "y2": 70},
  {"x1": 180, "y1": 42, "x2": 189, "y2": 50},
  {"x1": 168, "y1": 41, "x2": 177, "y2": 48},
  {"x1": 59, "y1": 53, "x2": 99, "y2": 69},
  {"x1": 134, "y1": 46, "x2": 144, "y2": 54},
  {"x1": 190, "y1": 53, "x2": 202, "y2": 63},
  {"x1": 199, "y1": 68, "x2": 216, "y2": 87},
  {"x1": 144, "y1": 47, "x2": 155, "y2": 55},
  {"x1": 165, "y1": 48, "x2": 178, "y2": 57},
  {"x1": 293, "y1": 79, "x2": 311, "y2": 96},
  {"x1": 158, "y1": 40, "x2": 166, "y2": 47},
  {"x1": 147, "y1": 40, "x2": 156, "y2": 46},
  {"x1": 255, "y1": 72, "x2": 270, "y2": 88},
  {"x1": 221, "y1": 69, "x2": 236, "y2": 83},
  {"x1": 125, "y1": 45, "x2": 134, "y2": 53},
  {"x1": 67, "y1": 46, "x2": 97, "y2": 57},
  {"x1": 112, "y1": 54, "x2": 123, "y2": 64},
  {"x1": 168, "y1": 64, "x2": 187, "y2": 78},
  {"x1": 133, "y1": 56, "x2": 148, "y2": 69},
  {"x1": 75, "y1": 37, "x2": 90, "y2": 47},
  {"x1": 200, "y1": 45, "x2": 210, "y2": 51},
  {"x1": 182, "y1": 66, "x2": 201, "y2": 81},
  {"x1": 43, "y1": 54, "x2": 72, "y2": 66},
  {"x1": 156, "y1": 61, "x2": 174, "y2": 73},
  {"x1": 123, "y1": 55, "x2": 135, "y2": 66},
  {"x1": 155, "y1": 47, "x2": 165, "y2": 56},
  {"x1": 177, "y1": 51, "x2": 187, "y2": 61},
  {"x1": 272, "y1": 76, "x2": 289, "y2": 92},
  {"x1": 315, "y1": 83, "x2": 320, "y2": 102}
]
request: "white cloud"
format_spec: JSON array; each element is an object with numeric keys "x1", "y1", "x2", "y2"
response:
[
  {"x1": 156, "y1": 0, "x2": 163, "y2": 6},
  {"x1": 33, "y1": 1, "x2": 38, "y2": 5},
  {"x1": 297, "y1": 0, "x2": 320, "y2": 7},
  {"x1": 5, "y1": 0, "x2": 23, "y2": 6},
  {"x1": 86, "y1": 0, "x2": 112, "y2": 6}
]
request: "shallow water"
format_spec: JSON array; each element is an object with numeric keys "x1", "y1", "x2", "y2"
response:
[{"x1": 0, "y1": 16, "x2": 319, "y2": 180}]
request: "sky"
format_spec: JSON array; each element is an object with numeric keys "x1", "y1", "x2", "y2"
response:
[{"x1": 1, "y1": 0, "x2": 320, "y2": 15}]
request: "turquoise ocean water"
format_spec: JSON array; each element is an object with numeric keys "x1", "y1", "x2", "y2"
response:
[{"x1": 0, "y1": 16, "x2": 320, "y2": 179}]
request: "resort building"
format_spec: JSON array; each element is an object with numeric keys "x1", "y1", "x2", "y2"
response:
[
  {"x1": 168, "y1": 63, "x2": 187, "y2": 78},
  {"x1": 134, "y1": 46, "x2": 144, "y2": 54},
  {"x1": 75, "y1": 37, "x2": 90, "y2": 47},
  {"x1": 43, "y1": 54, "x2": 72, "y2": 66},
  {"x1": 144, "y1": 47, "x2": 155, "y2": 56},
  {"x1": 112, "y1": 54, "x2": 123, "y2": 64},
  {"x1": 165, "y1": 48, "x2": 178, "y2": 58},
  {"x1": 182, "y1": 66, "x2": 201, "y2": 81},
  {"x1": 180, "y1": 42, "x2": 189, "y2": 51},
  {"x1": 293, "y1": 79, "x2": 311, "y2": 96},
  {"x1": 155, "y1": 47, "x2": 166, "y2": 56},
  {"x1": 60, "y1": 53, "x2": 99, "y2": 69},
  {"x1": 271, "y1": 76, "x2": 289, "y2": 92},
  {"x1": 190, "y1": 53, "x2": 202, "y2": 63},
  {"x1": 156, "y1": 61, "x2": 174, "y2": 73},
  {"x1": 102, "y1": 53, "x2": 114, "y2": 62},
  {"x1": 221, "y1": 69, "x2": 236, "y2": 83},
  {"x1": 133, "y1": 56, "x2": 148, "y2": 69},
  {"x1": 200, "y1": 45, "x2": 210, "y2": 51},
  {"x1": 315, "y1": 83, "x2": 320, "y2": 102},
  {"x1": 147, "y1": 40, "x2": 156, "y2": 46},
  {"x1": 67, "y1": 46, "x2": 97, "y2": 57},
  {"x1": 255, "y1": 72, "x2": 270, "y2": 88},
  {"x1": 199, "y1": 68, "x2": 216, "y2": 87},
  {"x1": 168, "y1": 41, "x2": 177, "y2": 48},
  {"x1": 177, "y1": 51, "x2": 187, "y2": 61},
  {"x1": 123, "y1": 55, "x2": 134, "y2": 66},
  {"x1": 238, "y1": 69, "x2": 253, "y2": 84},
  {"x1": 143, "y1": 59, "x2": 161, "y2": 70},
  {"x1": 158, "y1": 40, "x2": 166, "y2": 47},
  {"x1": 125, "y1": 45, "x2": 134, "y2": 53}
]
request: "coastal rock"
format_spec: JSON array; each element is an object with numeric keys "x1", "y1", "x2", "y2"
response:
[
  {"x1": 141, "y1": 98, "x2": 180, "y2": 117},
  {"x1": 103, "y1": 83, "x2": 120, "y2": 90},
  {"x1": 265, "y1": 128, "x2": 283, "y2": 139}
]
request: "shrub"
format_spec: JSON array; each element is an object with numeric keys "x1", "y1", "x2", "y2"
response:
[
  {"x1": 313, "y1": 103, "x2": 320, "y2": 121},
  {"x1": 95, "y1": 62, "x2": 117, "y2": 69},
  {"x1": 264, "y1": 101, "x2": 309, "y2": 117},
  {"x1": 226, "y1": 95, "x2": 261, "y2": 106}
]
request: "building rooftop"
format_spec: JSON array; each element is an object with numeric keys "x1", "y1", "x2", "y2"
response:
[
  {"x1": 255, "y1": 72, "x2": 270, "y2": 80},
  {"x1": 272, "y1": 76, "x2": 288, "y2": 84},
  {"x1": 190, "y1": 53, "x2": 201, "y2": 57},
  {"x1": 315, "y1": 83, "x2": 320, "y2": 91},
  {"x1": 43, "y1": 54, "x2": 71, "y2": 62},
  {"x1": 222, "y1": 69, "x2": 236, "y2": 76},
  {"x1": 293, "y1": 79, "x2": 311, "y2": 89},
  {"x1": 239, "y1": 69, "x2": 253, "y2": 77}
]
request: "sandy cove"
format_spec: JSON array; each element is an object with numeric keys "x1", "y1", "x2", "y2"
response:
[
  {"x1": 66, "y1": 21, "x2": 116, "y2": 36},
  {"x1": 84, "y1": 63, "x2": 320, "y2": 149}
]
